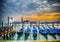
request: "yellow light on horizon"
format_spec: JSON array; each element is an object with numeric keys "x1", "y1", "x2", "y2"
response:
[{"x1": 14, "y1": 12, "x2": 60, "y2": 22}]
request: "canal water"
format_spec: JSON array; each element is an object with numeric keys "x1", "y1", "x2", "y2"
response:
[{"x1": 0, "y1": 23, "x2": 60, "y2": 40}]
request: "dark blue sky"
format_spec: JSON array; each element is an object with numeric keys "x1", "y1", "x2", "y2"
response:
[{"x1": 0, "y1": 0, "x2": 60, "y2": 22}]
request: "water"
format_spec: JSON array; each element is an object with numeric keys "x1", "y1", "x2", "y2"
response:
[{"x1": 0, "y1": 23, "x2": 60, "y2": 40}]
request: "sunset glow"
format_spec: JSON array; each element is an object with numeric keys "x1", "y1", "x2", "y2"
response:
[{"x1": 14, "y1": 12, "x2": 60, "y2": 22}]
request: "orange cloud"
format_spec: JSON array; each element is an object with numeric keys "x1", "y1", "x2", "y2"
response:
[{"x1": 15, "y1": 12, "x2": 60, "y2": 22}]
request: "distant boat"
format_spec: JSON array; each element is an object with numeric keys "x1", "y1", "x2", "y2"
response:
[
  {"x1": 47, "y1": 26, "x2": 56, "y2": 35},
  {"x1": 32, "y1": 26, "x2": 37, "y2": 36},
  {"x1": 38, "y1": 26, "x2": 47, "y2": 35}
]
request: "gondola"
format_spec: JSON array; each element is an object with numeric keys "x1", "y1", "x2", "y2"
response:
[
  {"x1": 32, "y1": 26, "x2": 37, "y2": 36},
  {"x1": 17, "y1": 28, "x2": 23, "y2": 34},
  {"x1": 38, "y1": 26, "x2": 47, "y2": 35},
  {"x1": 47, "y1": 26, "x2": 56, "y2": 35},
  {"x1": 38, "y1": 26, "x2": 48, "y2": 40},
  {"x1": 56, "y1": 28, "x2": 60, "y2": 35},
  {"x1": 17, "y1": 28, "x2": 23, "y2": 40},
  {"x1": 47, "y1": 26, "x2": 57, "y2": 39},
  {"x1": 25, "y1": 27, "x2": 30, "y2": 36},
  {"x1": 32, "y1": 26, "x2": 37, "y2": 40},
  {"x1": 24, "y1": 26, "x2": 30, "y2": 40}
]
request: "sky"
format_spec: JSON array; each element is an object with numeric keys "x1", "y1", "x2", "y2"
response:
[{"x1": 0, "y1": 0, "x2": 60, "y2": 22}]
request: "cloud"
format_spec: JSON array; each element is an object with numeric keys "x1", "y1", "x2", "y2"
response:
[
  {"x1": 1, "y1": 0, "x2": 60, "y2": 16},
  {"x1": 51, "y1": 3, "x2": 60, "y2": 6},
  {"x1": 43, "y1": 0, "x2": 47, "y2": 3},
  {"x1": 1, "y1": 0, "x2": 60, "y2": 22},
  {"x1": 27, "y1": 2, "x2": 39, "y2": 10}
]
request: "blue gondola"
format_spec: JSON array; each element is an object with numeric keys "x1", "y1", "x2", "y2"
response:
[
  {"x1": 47, "y1": 26, "x2": 56, "y2": 35},
  {"x1": 25, "y1": 27, "x2": 30, "y2": 36},
  {"x1": 56, "y1": 28, "x2": 60, "y2": 35},
  {"x1": 24, "y1": 27, "x2": 30, "y2": 40},
  {"x1": 38, "y1": 26, "x2": 48, "y2": 40},
  {"x1": 32, "y1": 26, "x2": 37, "y2": 37},
  {"x1": 32, "y1": 26, "x2": 37, "y2": 40},
  {"x1": 38, "y1": 26, "x2": 47, "y2": 35}
]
